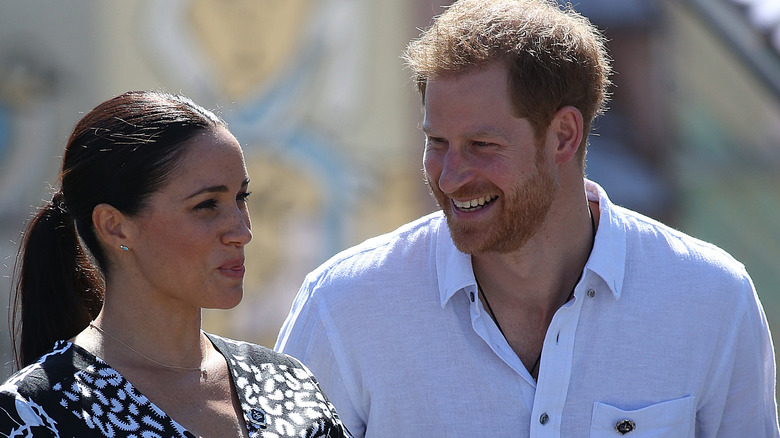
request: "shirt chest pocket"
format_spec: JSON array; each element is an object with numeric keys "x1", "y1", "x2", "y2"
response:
[{"x1": 590, "y1": 396, "x2": 696, "y2": 438}]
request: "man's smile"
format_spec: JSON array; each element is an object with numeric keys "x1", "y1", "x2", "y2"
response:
[{"x1": 452, "y1": 194, "x2": 497, "y2": 212}]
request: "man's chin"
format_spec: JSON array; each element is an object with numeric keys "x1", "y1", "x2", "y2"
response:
[
  {"x1": 446, "y1": 218, "x2": 488, "y2": 254},
  {"x1": 447, "y1": 218, "x2": 530, "y2": 254}
]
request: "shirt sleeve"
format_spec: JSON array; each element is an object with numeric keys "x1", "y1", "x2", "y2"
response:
[
  {"x1": 275, "y1": 276, "x2": 367, "y2": 437},
  {"x1": 699, "y1": 275, "x2": 780, "y2": 437}
]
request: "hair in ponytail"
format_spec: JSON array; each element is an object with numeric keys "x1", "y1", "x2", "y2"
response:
[
  {"x1": 11, "y1": 192, "x2": 104, "y2": 367},
  {"x1": 10, "y1": 91, "x2": 225, "y2": 368}
]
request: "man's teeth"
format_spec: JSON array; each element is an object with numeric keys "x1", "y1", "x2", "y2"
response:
[{"x1": 453, "y1": 195, "x2": 496, "y2": 210}]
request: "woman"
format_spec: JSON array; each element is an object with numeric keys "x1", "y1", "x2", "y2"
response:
[{"x1": 1, "y1": 91, "x2": 350, "y2": 437}]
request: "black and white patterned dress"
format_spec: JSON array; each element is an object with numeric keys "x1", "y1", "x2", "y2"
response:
[{"x1": 0, "y1": 334, "x2": 351, "y2": 437}]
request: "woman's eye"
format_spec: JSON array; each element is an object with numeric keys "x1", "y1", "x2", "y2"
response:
[
  {"x1": 194, "y1": 199, "x2": 218, "y2": 210},
  {"x1": 237, "y1": 191, "x2": 252, "y2": 204}
]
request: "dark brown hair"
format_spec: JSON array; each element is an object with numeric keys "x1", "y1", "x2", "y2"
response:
[
  {"x1": 11, "y1": 91, "x2": 225, "y2": 368},
  {"x1": 402, "y1": 0, "x2": 612, "y2": 155}
]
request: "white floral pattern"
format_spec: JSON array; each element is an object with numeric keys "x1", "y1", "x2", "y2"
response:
[{"x1": 0, "y1": 334, "x2": 350, "y2": 437}]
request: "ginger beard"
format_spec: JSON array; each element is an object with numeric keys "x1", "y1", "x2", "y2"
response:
[{"x1": 427, "y1": 144, "x2": 557, "y2": 255}]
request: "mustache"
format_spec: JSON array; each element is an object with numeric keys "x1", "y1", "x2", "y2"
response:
[{"x1": 425, "y1": 178, "x2": 501, "y2": 200}]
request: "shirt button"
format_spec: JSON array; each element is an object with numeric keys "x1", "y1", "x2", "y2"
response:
[
  {"x1": 470, "y1": 291, "x2": 475, "y2": 302},
  {"x1": 587, "y1": 289, "x2": 596, "y2": 298},
  {"x1": 539, "y1": 413, "x2": 549, "y2": 425},
  {"x1": 249, "y1": 408, "x2": 267, "y2": 429},
  {"x1": 615, "y1": 419, "x2": 635, "y2": 434}
]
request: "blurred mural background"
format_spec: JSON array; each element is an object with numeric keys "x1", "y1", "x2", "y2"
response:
[{"x1": 1, "y1": 0, "x2": 779, "y2": 407}]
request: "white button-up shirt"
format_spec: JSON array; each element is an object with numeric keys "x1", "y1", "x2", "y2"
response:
[{"x1": 276, "y1": 180, "x2": 779, "y2": 437}]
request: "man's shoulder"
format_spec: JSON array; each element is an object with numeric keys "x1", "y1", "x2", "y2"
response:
[
  {"x1": 310, "y1": 211, "x2": 445, "y2": 276},
  {"x1": 288, "y1": 211, "x2": 446, "y2": 312},
  {"x1": 614, "y1": 204, "x2": 748, "y2": 279},
  {"x1": 598, "y1": 205, "x2": 761, "y2": 341}
]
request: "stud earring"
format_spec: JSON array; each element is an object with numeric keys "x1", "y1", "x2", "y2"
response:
[{"x1": 119, "y1": 244, "x2": 129, "y2": 251}]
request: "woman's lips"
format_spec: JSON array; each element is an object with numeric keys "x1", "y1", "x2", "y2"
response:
[{"x1": 219, "y1": 259, "x2": 245, "y2": 279}]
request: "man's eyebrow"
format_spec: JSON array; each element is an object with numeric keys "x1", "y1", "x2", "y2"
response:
[{"x1": 421, "y1": 124, "x2": 509, "y2": 142}]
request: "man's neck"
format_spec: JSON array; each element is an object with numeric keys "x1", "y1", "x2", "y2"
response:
[
  {"x1": 471, "y1": 196, "x2": 597, "y2": 317},
  {"x1": 469, "y1": 195, "x2": 598, "y2": 376}
]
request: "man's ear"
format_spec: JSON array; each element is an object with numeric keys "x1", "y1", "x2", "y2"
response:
[
  {"x1": 552, "y1": 105, "x2": 584, "y2": 165},
  {"x1": 92, "y1": 203, "x2": 131, "y2": 251}
]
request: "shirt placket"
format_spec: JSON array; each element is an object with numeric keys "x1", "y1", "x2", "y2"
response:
[
  {"x1": 529, "y1": 286, "x2": 587, "y2": 437},
  {"x1": 469, "y1": 285, "x2": 530, "y2": 378}
]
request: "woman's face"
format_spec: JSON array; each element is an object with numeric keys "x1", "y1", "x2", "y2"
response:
[{"x1": 124, "y1": 126, "x2": 252, "y2": 311}]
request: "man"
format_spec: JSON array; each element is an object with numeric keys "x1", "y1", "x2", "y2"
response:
[{"x1": 275, "y1": 0, "x2": 779, "y2": 436}]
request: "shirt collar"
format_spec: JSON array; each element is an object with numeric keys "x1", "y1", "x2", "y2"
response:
[
  {"x1": 435, "y1": 179, "x2": 627, "y2": 307},
  {"x1": 434, "y1": 214, "x2": 476, "y2": 308},
  {"x1": 584, "y1": 179, "x2": 626, "y2": 299}
]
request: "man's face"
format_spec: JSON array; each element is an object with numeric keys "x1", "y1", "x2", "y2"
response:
[{"x1": 421, "y1": 62, "x2": 557, "y2": 254}]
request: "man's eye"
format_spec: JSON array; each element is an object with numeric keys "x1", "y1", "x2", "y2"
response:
[{"x1": 426, "y1": 137, "x2": 447, "y2": 146}]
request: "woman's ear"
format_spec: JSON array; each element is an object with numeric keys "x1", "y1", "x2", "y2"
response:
[
  {"x1": 552, "y1": 105, "x2": 584, "y2": 165},
  {"x1": 92, "y1": 203, "x2": 131, "y2": 252}
]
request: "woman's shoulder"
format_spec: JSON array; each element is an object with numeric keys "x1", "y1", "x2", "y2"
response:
[
  {"x1": 1, "y1": 341, "x2": 83, "y2": 397},
  {"x1": 205, "y1": 333, "x2": 329, "y2": 404},
  {"x1": 0, "y1": 341, "x2": 91, "y2": 437},
  {"x1": 206, "y1": 333, "x2": 351, "y2": 436},
  {"x1": 205, "y1": 333, "x2": 300, "y2": 368}
]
